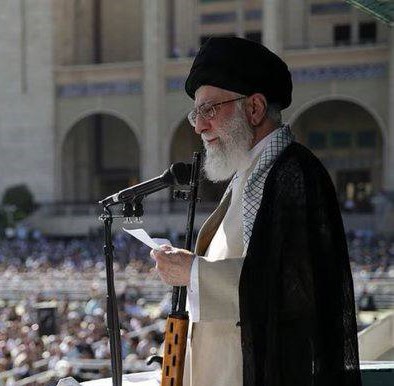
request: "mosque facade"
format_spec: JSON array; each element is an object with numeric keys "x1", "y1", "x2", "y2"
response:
[{"x1": 0, "y1": 0, "x2": 393, "y2": 218}]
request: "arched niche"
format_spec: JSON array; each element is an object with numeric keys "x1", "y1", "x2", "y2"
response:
[
  {"x1": 61, "y1": 113, "x2": 140, "y2": 202},
  {"x1": 292, "y1": 100, "x2": 383, "y2": 212}
]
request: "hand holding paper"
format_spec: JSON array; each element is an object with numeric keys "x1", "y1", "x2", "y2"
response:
[
  {"x1": 123, "y1": 227, "x2": 193, "y2": 286},
  {"x1": 123, "y1": 228, "x2": 171, "y2": 250},
  {"x1": 150, "y1": 246, "x2": 194, "y2": 286}
]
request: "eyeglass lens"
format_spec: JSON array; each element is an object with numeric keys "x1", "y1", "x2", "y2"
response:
[{"x1": 188, "y1": 96, "x2": 245, "y2": 127}]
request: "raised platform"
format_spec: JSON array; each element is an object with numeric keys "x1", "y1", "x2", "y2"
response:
[
  {"x1": 358, "y1": 311, "x2": 394, "y2": 361},
  {"x1": 361, "y1": 362, "x2": 394, "y2": 386},
  {"x1": 57, "y1": 364, "x2": 394, "y2": 386}
]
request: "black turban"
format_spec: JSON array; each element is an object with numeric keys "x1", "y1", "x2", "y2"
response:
[{"x1": 185, "y1": 37, "x2": 292, "y2": 110}]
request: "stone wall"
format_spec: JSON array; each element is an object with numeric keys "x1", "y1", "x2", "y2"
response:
[{"x1": 0, "y1": 0, "x2": 55, "y2": 202}]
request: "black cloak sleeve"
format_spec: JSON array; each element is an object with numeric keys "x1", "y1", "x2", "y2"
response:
[{"x1": 239, "y1": 143, "x2": 361, "y2": 386}]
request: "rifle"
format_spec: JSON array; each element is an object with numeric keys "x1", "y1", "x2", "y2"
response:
[{"x1": 149, "y1": 152, "x2": 201, "y2": 386}]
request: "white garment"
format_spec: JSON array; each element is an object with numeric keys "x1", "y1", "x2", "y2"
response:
[
  {"x1": 187, "y1": 128, "x2": 279, "y2": 322},
  {"x1": 184, "y1": 130, "x2": 280, "y2": 386}
]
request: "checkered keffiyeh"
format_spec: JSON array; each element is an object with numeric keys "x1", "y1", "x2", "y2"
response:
[{"x1": 242, "y1": 124, "x2": 294, "y2": 251}]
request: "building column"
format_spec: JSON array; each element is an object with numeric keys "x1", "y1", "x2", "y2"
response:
[
  {"x1": 174, "y1": 0, "x2": 198, "y2": 56},
  {"x1": 263, "y1": 0, "x2": 284, "y2": 53},
  {"x1": 285, "y1": 0, "x2": 307, "y2": 49},
  {"x1": 236, "y1": 0, "x2": 245, "y2": 38},
  {"x1": 385, "y1": 28, "x2": 394, "y2": 190},
  {"x1": 0, "y1": 0, "x2": 56, "y2": 202},
  {"x1": 142, "y1": 0, "x2": 166, "y2": 181},
  {"x1": 350, "y1": 7, "x2": 358, "y2": 45}
]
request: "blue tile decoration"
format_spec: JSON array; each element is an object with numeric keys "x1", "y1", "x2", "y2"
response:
[
  {"x1": 291, "y1": 63, "x2": 387, "y2": 82},
  {"x1": 311, "y1": 2, "x2": 351, "y2": 15},
  {"x1": 245, "y1": 9, "x2": 262, "y2": 21},
  {"x1": 167, "y1": 78, "x2": 186, "y2": 91},
  {"x1": 166, "y1": 63, "x2": 387, "y2": 92},
  {"x1": 201, "y1": 12, "x2": 236, "y2": 24},
  {"x1": 57, "y1": 81, "x2": 142, "y2": 98},
  {"x1": 57, "y1": 63, "x2": 388, "y2": 98}
]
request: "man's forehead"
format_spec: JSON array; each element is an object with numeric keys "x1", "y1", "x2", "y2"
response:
[{"x1": 195, "y1": 85, "x2": 234, "y2": 105}]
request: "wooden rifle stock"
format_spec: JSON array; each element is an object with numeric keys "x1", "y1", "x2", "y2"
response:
[
  {"x1": 161, "y1": 314, "x2": 189, "y2": 386},
  {"x1": 160, "y1": 152, "x2": 201, "y2": 386}
]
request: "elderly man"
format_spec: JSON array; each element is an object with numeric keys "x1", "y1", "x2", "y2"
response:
[{"x1": 151, "y1": 37, "x2": 361, "y2": 386}]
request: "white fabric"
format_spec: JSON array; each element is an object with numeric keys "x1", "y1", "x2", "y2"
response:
[
  {"x1": 186, "y1": 128, "x2": 279, "y2": 322},
  {"x1": 186, "y1": 167, "x2": 252, "y2": 386},
  {"x1": 184, "y1": 125, "x2": 295, "y2": 386},
  {"x1": 188, "y1": 253, "x2": 200, "y2": 322},
  {"x1": 63, "y1": 371, "x2": 161, "y2": 385}
]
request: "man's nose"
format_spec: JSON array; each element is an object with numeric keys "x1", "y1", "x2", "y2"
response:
[{"x1": 194, "y1": 116, "x2": 210, "y2": 135}]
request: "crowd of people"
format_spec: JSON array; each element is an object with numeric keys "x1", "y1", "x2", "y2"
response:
[
  {"x1": 0, "y1": 287, "x2": 167, "y2": 385},
  {"x1": 0, "y1": 229, "x2": 159, "y2": 272},
  {"x1": 347, "y1": 229, "x2": 394, "y2": 277},
  {"x1": 0, "y1": 229, "x2": 392, "y2": 384},
  {"x1": 0, "y1": 231, "x2": 172, "y2": 384}
]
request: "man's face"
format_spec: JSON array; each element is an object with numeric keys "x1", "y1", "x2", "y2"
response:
[{"x1": 194, "y1": 86, "x2": 254, "y2": 182}]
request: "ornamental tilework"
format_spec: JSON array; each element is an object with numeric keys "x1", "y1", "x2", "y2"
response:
[
  {"x1": 166, "y1": 63, "x2": 387, "y2": 92},
  {"x1": 291, "y1": 63, "x2": 387, "y2": 83},
  {"x1": 57, "y1": 81, "x2": 142, "y2": 98}
]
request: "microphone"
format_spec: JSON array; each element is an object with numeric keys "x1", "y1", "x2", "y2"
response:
[{"x1": 99, "y1": 162, "x2": 191, "y2": 206}]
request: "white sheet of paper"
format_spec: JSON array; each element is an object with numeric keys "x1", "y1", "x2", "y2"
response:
[
  {"x1": 123, "y1": 228, "x2": 171, "y2": 250},
  {"x1": 79, "y1": 370, "x2": 161, "y2": 385}
]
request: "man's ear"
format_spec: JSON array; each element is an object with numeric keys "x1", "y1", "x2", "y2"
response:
[{"x1": 246, "y1": 93, "x2": 267, "y2": 127}]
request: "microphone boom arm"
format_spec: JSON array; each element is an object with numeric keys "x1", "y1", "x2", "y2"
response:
[{"x1": 99, "y1": 163, "x2": 191, "y2": 207}]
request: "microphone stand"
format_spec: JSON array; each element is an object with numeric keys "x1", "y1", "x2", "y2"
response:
[
  {"x1": 98, "y1": 160, "x2": 194, "y2": 386},
  {"x1": 100, "y1": 206, "x2": 123, "y2": 386},
  {"x1": 172, "y1": 152, "x2": 201, "y2": 314}
]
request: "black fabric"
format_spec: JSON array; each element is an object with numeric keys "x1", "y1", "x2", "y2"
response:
[
  {"x1": 239, "y1": 142, "x2": 361, "y2": 386},
  {"x1": 185, "y1": 37, "x2": 292, "y2": 110}
]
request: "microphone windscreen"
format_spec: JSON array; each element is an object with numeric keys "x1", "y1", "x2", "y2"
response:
[{"x1": 170, "y1": 162, "x2": 192, "y2": 185}]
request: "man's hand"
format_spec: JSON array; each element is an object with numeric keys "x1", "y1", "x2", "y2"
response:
[{"x1": 150, "y1": 245, "x2": 194, "y2": 286}]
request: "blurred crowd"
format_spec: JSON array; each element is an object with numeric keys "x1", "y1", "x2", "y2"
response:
[
  {"x1": 0, "y1": 231, "x2": 172, "y2": 384},
  {"x1": 347, "y1": 229, "x2": 394, "y2": 276},
  {"x1": 0, "y1": 229, "x2": 393, "y2": 384},
  {"x1": 0, "y1": 230, "x2": 158, "y2": 272},
  {"x1": 0, "y1": 286, "x2": 168, "y2": 385}
]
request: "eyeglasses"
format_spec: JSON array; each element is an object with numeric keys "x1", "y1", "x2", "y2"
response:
[{"x1": 187, "y1": 96, "x2": 246, "y2": 127}]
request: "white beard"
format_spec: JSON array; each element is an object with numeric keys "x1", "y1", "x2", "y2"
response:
[{"x1": 203, "y1": 111, "x2": 254, "y2": 182}]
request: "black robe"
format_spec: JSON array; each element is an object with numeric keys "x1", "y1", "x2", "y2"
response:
[{"x1": 239, "y1": 142, "x2": 362, "y2": 386}]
